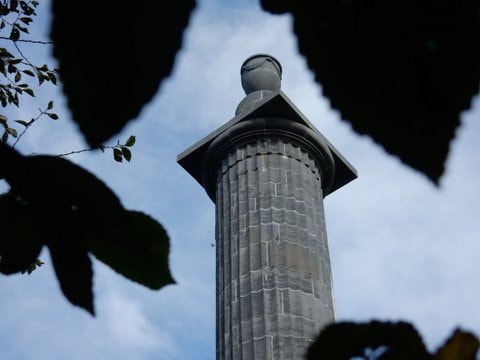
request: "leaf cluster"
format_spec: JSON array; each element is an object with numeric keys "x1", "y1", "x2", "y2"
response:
[
  {"x1": 307, "y1": 321, "x2": 479, "y2": 360},
  {"x1": 105, "y1": 135, "x2": 136, "y2": 163},
  {"x1": 0, "y1": 3, "x2": 164, "y2": 315},
  {"x1": 0, "y1": 1, "x2": 59, "y2": 146},
  {"x1": 1, "y1": 101, "x2": 57, "y2": 145},
  {"x1": 0, "y1": 142, "x2": 174, "y2": 314}
]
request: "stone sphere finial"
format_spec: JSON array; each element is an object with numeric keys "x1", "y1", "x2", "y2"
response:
[{"x1": 240, "y1": 54, "x2": 282, "y2": 95}]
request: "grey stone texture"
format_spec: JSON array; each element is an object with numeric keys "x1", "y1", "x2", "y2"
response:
[
  {"x1": 178, "y1": 54, "x2": 356, "y2": 360},
  {"x1": 215, "y1": 139, "x2": 335, "y2": 360}
]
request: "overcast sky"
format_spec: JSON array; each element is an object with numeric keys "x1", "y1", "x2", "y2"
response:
[{"x1": 1, "y1": 1, "x2": 479, "y2": 359}]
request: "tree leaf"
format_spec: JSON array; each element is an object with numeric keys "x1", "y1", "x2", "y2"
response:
[
  {"x1": 50, "y1": 0, "x2": 196, "y2": 147},
  {"x1": 9, "y1": 27, "x2": 20, "y2": 41},
  {"x1": 37, "y1": 72, "x2": 44, "y2": 85},
  {"x1": 306, "y1": 321, "x2": 430, "y2": 360},
  {"x1": 47, "y1": 100, "x2": 54, "y2": 110},
  {"x1": 8, "y1": 59, "x2": 23, "y2": 65},
  {"x1": 48, "y1": 234, "x2": 94, "y2": 315},
  {"x1": 16, "y1": 24, "x2": 29, "y2": 34},
  {"x1": 19, "y1": 16, "x2": 32, "y2": 25},
  {"x1": 23, "y1": 88, "x2": 34, "y2": 97},
  {"x1": 7, "y1": 62, "x2": 17, "y2": 74},
  {"x1": 121, "y1": 147, "x2": 131, "y2": 162},
  {"x1": 125, "y1": 135, "x2": 136, "y2": 147},
  {"x1": 6, "y1": 127, "x2": 17, "y2": 137},
  {"x1": 14, "y1": 120, "x2": 28, "y2": 127},
  {"x1": 0, "y1": 193, "x2": 43, "y2": 275},
  {"x1": 46, "y1": 112, "x2": 58, "y2": 120},
  {"x1": 0, "y1": 148, "x2": 128, "y2": 242},
  {"x1": 113, "y1": 148, "x2": 122, "y2": 162},
  {"x1": 434, "y1": 329, "x2": 479, "y2": 360},
  {"x1": 47, "y1": 72, "x2": 57, "y2": 85},
  {"x1": 260, "y1": 0, "x2": 480, "y2": 183},
  {"x1": 22, "y1": 259, "x2": 44, "y2": 275},
  {"x1": 87, "y1": 211, "x2": 174, "y2": 290},
  {"x1": 10, "y1": 0, "x2": 18, "y2": 11},
  {"x1": 22, "y1": 69, "x2": 34, "y2": 77}
]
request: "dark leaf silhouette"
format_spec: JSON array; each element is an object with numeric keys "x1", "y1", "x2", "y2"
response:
[
  {"x1": 0, "y1": 193, "x2": 43, "y2": 275},
  {"x1": 0, "y1": 142, "x2": 172, "y2": 313},
  {"x1": 306, "y1": 321, "x2": 431, "y2": 360},
  {"x1": 307, "y1": 321, "x2": 479, "y2": 359},
  {"x1": 87, "y1": 210, "x2": 175, "y2": 290},
  {"x1": 261, "y1": 0, "x2": 480, "y2": 183},
  {"x1": 434, "y1": 329, "x2": 480, "y2": 360},
  {"x1": 48, "y1": 233, "x2": 94, "y2": 315},
  {"x1": 50, "y1": 0, "x2": 196, "y2": 147},
  {"x1": 121, "y1": 146, "x2": 131, "y2": 162}
]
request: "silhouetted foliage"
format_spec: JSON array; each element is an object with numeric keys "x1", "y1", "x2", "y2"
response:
[
  {"x1": 50, "y1": 0, "x2": 196, "y2": 147},
  {"x1": 307, "y1": 321, "x2": 479, "y2": 360},
  {"x1": 0, "y1": 142, "x2": 174, "y2": 314},
  {"x1": 0, "y1": 0, "x2": 170, "y2": 314},
  {"x1": 261, "y1": 0, "x2": 480, "y2": 183}
]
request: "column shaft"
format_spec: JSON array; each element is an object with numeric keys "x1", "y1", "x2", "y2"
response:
[{"x1": 215, "y1": 139, "x2": 335, "y2": 360}]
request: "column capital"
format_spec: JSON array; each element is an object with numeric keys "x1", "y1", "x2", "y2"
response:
[
  {"x1": 177, "y1": 91, "x2": 357, "y2": 202},
  {"x1": 202, "y1": 117, "x2": 335, "y2": 202}
]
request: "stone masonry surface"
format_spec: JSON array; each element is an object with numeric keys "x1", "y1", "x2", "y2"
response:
[{"x1": 215, "y1": 139, "x2": 335, "y2": 360}]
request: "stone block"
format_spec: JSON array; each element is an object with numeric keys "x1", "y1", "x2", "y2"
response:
[
  {"x1": 269, "y1": 167, "x2": 281, "y2": 183},
  {"x1": 263, "y1": 288, "x2": 278, "y2": 316},
  {"x1": 247, "y1": 156, "x2": 257, "y2": 171},
  {"x1": 272, "y1": 207, "x2": 284, "y2": 223},
  {"x1": 278, "y1": 335, "x2": 294, "y2": 358},
  {"x1": 239, "y1": 247, "x2": 250, "y2": 276},
  {"x1": 240, "y1": 295, "x2": 252, "y2": 322},
  {"x1": 260, "y1": 209, "x2": 272, "y2": 224},
  {"x1": 263, "y1": 269, "x2": 276, "y2": 289},
  {"x1": 251, "y1": 290, "x2": 265, "y2": 318},
  {"x1": 248, "y1": 225, "x2": 260, "y2": 246},
  {"x1": 250, "y1": 270, "x2": 263, "y2": 293},
  {"x1": 239, "y1": 231, "x2": 249, "y2": 249},
  {"x1": 259, "y1": 182, "x2": 275, "y2": 196},
  {"x1": 258, "y1": 168, "x2": 269, "y2": 184},
  {"x1": 267, "y1": 153, "x2": 281, "y2": 169},
  {"x1": 253, "y1": 337, "x2": 268, "y2": 359},
  {"x1": 249, "y1": 242, "x2": 262, "y2": 272},
  {"x1": 252, "y1": 316, "x2": 266, "y2": 339}
]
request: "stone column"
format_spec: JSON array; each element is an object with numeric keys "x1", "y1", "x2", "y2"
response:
[
  {"x1": 177, "y1": 54, "x2": 356, "y2": 360},
  {"x1": 203, "y1": 117, "x2": 336, "y2": 360}
]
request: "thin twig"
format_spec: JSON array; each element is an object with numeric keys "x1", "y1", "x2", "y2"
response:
[
  {"x1": 12, "y1": 107, "x2": 44, "y2": 148},
  {"x1": 56, "y1": 146, "x2": 115, "y2": 158},
  {"x1": 56, "y1": 148, "x2": 97, "y2": 157},
  {"x1": 0, "y1": 36, "x2": 52, "y2": 44},
  {"x1": 13, "y1": 40, "x2": 34, "y2": 68}
]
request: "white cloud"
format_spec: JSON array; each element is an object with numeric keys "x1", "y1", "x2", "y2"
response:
[{"x1": 102, "y1": 292, "x2": 175, "y2": 353}]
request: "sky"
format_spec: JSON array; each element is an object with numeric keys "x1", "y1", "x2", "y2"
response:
[{"x1": 1, "y1": 1, "x2": 479, "y2": 359}]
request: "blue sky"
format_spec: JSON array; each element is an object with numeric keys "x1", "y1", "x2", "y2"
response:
[{"x1": 1, "y1": 1, "x2": 479, "y2": 359}]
